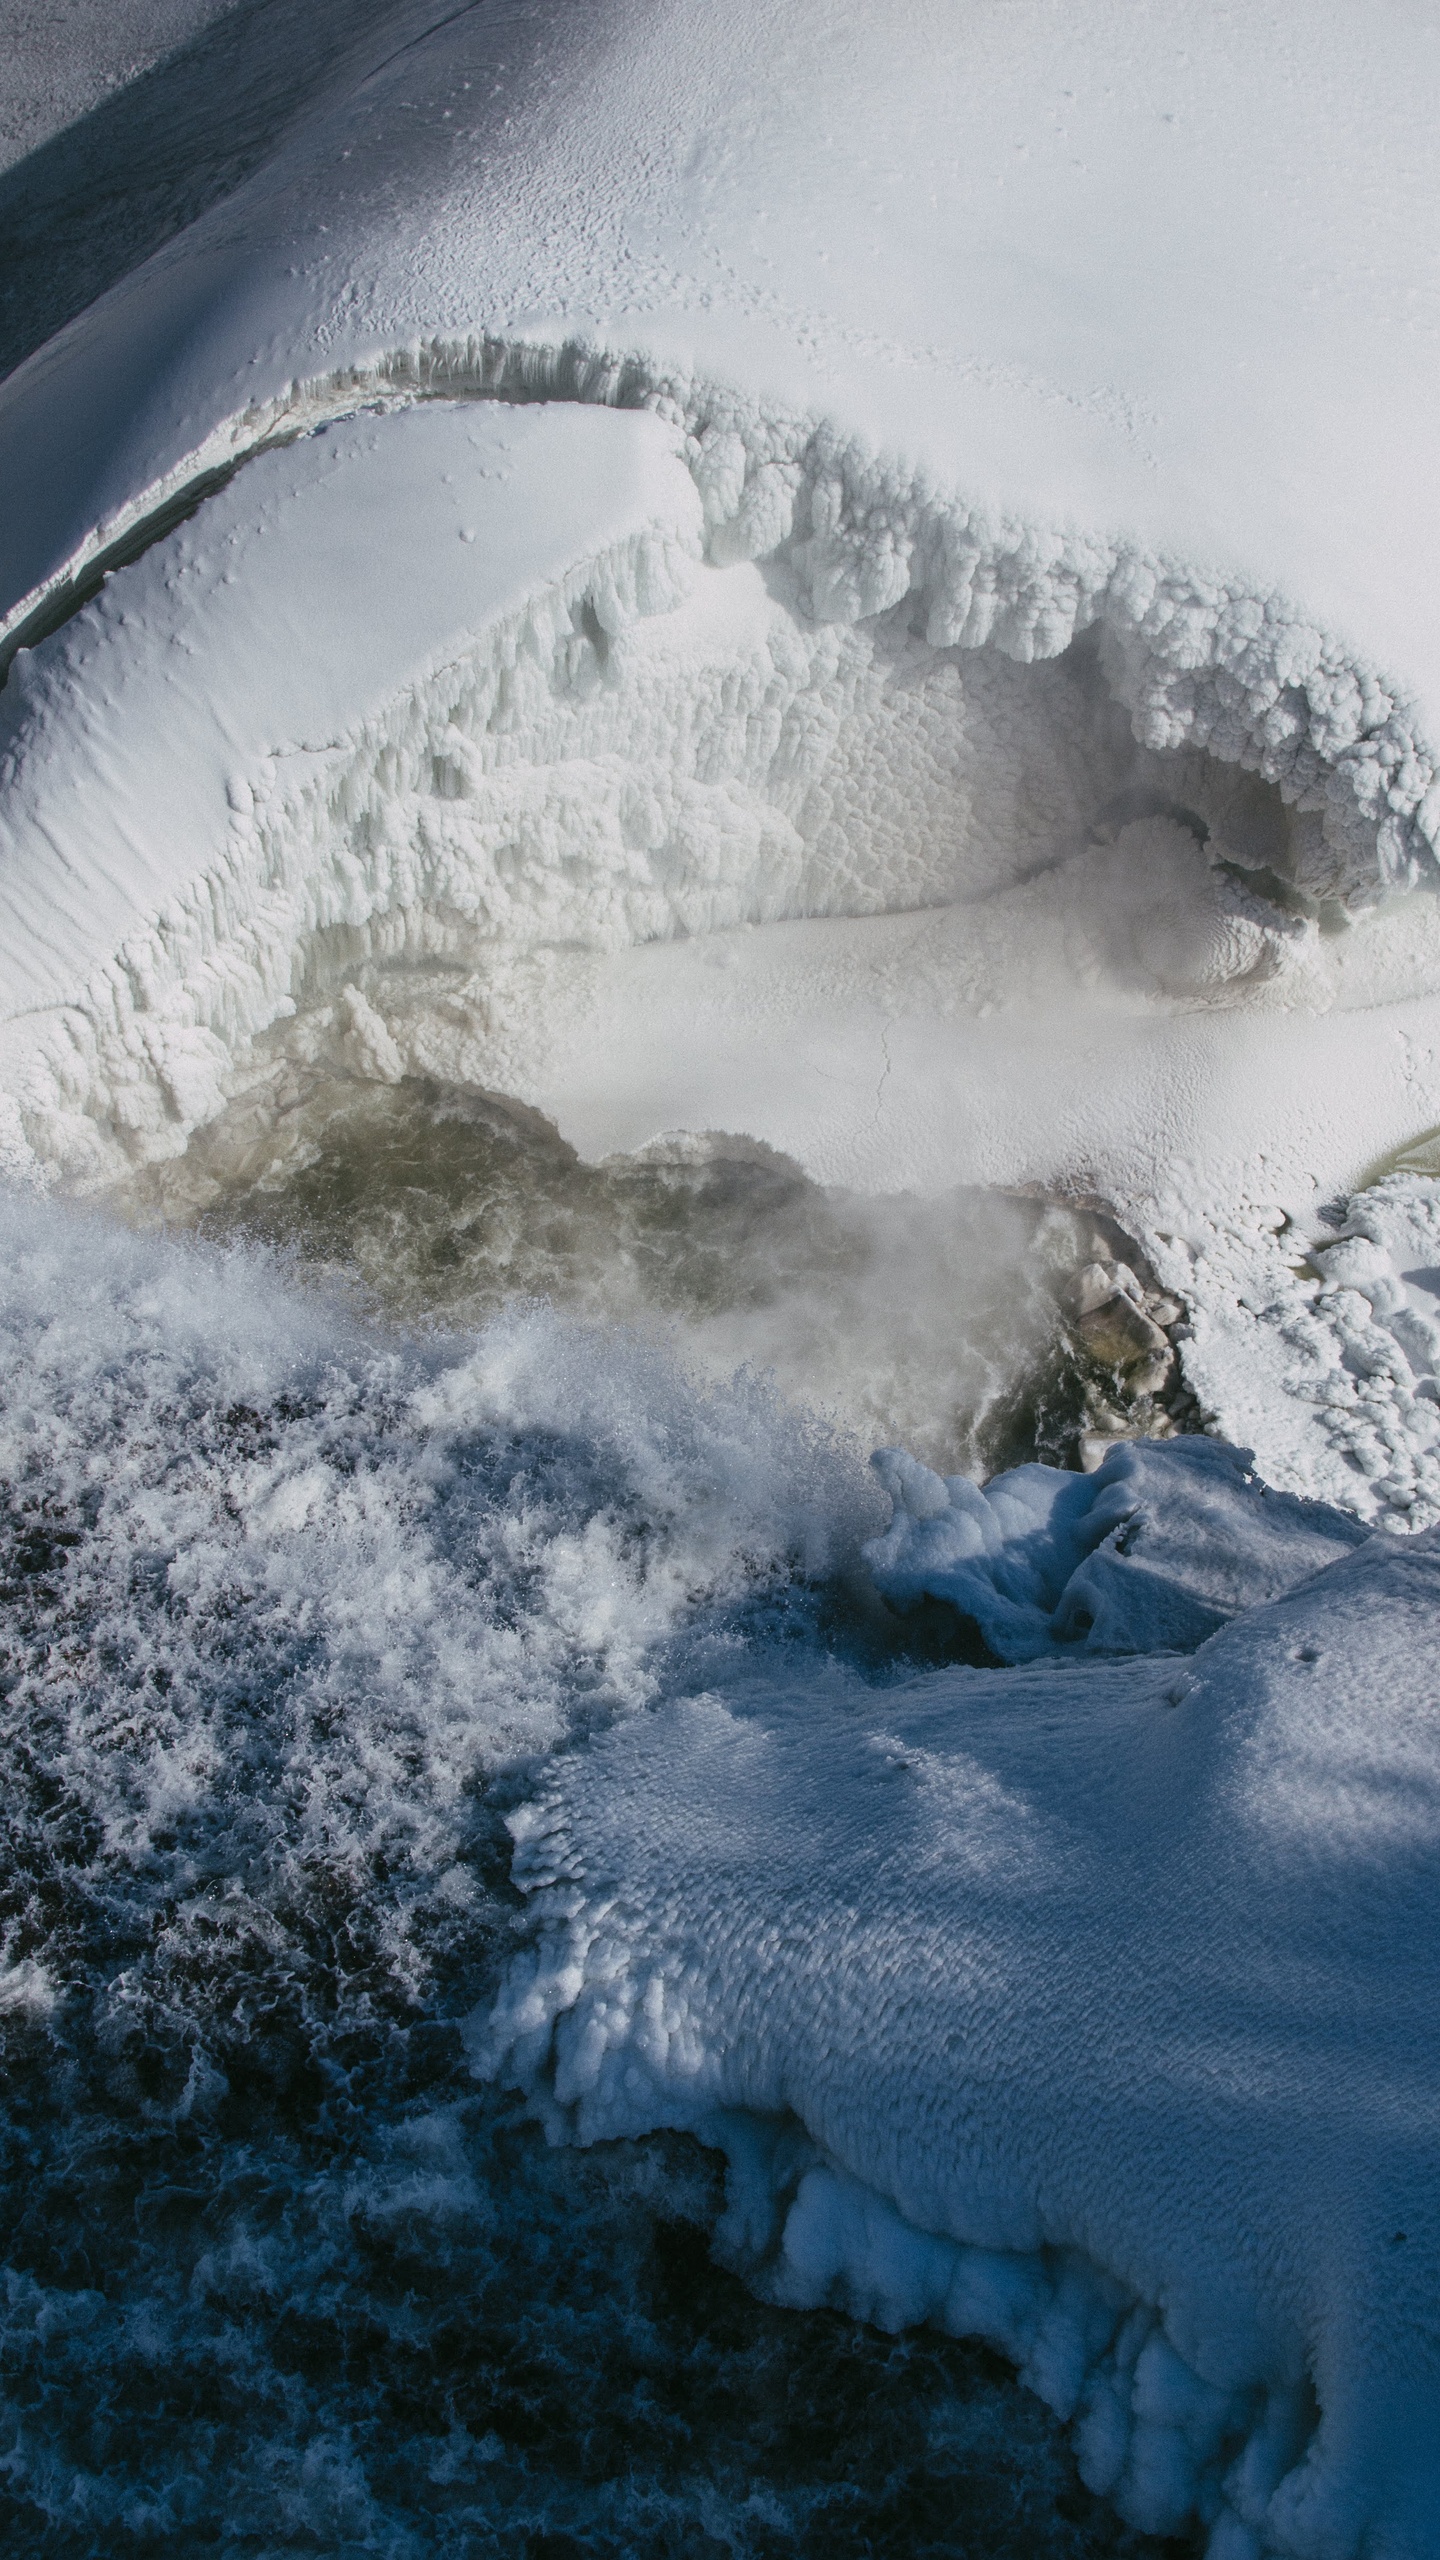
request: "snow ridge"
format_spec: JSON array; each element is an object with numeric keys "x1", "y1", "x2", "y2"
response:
[{"x1": 4, "y1": 330, "x2": 1437, "y2": 915}]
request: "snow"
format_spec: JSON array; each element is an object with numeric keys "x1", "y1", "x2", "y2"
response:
[
  {"x1": 7, "y1": 384, "x2": 1440, "y2": 1255},
  {"x1": 0, "y1": 8, "x2": 1439, "y2": 1260},
  {"x1": 0, "y1": 399, "x2": 703, "y2": 1174},
  {"x1": 483, "y1": 1479, "x2": 1440, "y2": 2556},
  {"x1": 6, "y1": 3, "x2": 1440, "y2": 2548},
  {"x1": 2, "y1": 1, "x2": 1440, "y2": 1377},
  {"x1": 862, "y1": 1436, "x2": 1366, "y2": 1662},
  {"x1": 16, "y1": 379, "x2": 1433, "y2": 1220},
  {"x1": 5, "y1": 0, "x2": 1440, "y2": 750},
  {"x1": 0, "y1": 0, "x2": 235, "y2": 171}
]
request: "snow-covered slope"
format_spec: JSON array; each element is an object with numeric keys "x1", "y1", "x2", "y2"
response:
[
  {"x1": 0, "y1": 400, "x2": 703, "y2": 1173},
  {"x1": 3, "y1": 1, "x2": 1440, "y2": 1245},
  {"x1": 6, "y1": 0, "x2": 1440, "y2": 767},
  {"x1": 0, "y1": 0, "x2": 234, "y2": 171}
]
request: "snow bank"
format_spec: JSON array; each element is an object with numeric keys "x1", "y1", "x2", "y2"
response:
[
  {"x1": 484, "y1": 1486, "x2": 1440, "y2": 2556},
  {"x1": 7, "y1": 387, "x2": 1397, "y2": 1198},
  {"x1": 5, "y1": 0, "x2": 1440, "y2": 900},
  {"x1": 2, "y1": 1, "x2": 1440, "y2": 1251},
  {"x1": 863, "y1": 1435, "x2": 1366, "y2": 1661},
  {"x1": 5, "y1": 374, "x2": 1440, "y2": 1241},
  {"x1": 1132, "y1": 1173, "x2": 1440, "y2": 1531}
]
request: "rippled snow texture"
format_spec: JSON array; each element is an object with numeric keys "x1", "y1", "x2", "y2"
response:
[{"x1": 487, "y1": 1513, "x2": 1440, "y2": 2559}]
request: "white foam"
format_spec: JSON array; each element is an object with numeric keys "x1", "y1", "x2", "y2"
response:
[{"x1": 0, "y1": 1185, "x2": 870, "y2": 1789}]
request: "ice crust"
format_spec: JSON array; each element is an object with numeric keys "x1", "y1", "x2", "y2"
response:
[
  {"x1": 484, "y1": 1477, "x2": 1440, "y2": 2557},
  {"x1": 863, "y1": 1436, "x2": 1366, "y2": 1662}
]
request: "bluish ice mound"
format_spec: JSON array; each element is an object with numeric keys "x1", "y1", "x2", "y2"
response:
[
  {"x1": 487, "y1": 1484, "x2": 1440, "y2": 2559},
  {"x1": 864, "y1": 1438, "x2": 1368, "y2": 1661}
]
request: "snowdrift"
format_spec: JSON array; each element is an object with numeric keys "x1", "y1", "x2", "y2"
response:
[
  {"x1": 485, "y1": 1450, "x2": 1440, "y2": 2558},
  {"x1": 2, "y1": 2, "x2": 1440, "y2": 1228}
]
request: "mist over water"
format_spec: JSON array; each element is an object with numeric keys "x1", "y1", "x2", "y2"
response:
[
  {"x1": 124, "y1": 1066, "x2": 1137, "y2": 1479},
  {"x1": 0, "y1": 1151, "x2": 1174, "y2": 2554}
]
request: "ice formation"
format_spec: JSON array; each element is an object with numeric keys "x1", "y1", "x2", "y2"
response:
[
  {"x1": 5, "y1": 0, "x2": 1440, "y2": 2549},
  {"x1": 863, "y1": 1436, "x2": 1366, "y2": 1662},
  {"x1": 2, "y1": 2, "x2": 1440, "y2": 1232},
  {"x1": 484, "y1": 1469, "x2": 1440, "y2": 2557}
]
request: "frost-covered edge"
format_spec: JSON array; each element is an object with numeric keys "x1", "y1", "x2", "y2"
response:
[{"x1": 4, "y1": 329, "x2": 1437, "y2": 914}]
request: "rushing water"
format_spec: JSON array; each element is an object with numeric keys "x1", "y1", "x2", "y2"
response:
[
  {"x1": 125, "y1": 1063, "x2": 1168, "y2": 1479},
  {"x1": 0, "y1": 1117, "x2": 1177, "y2": 2556}
]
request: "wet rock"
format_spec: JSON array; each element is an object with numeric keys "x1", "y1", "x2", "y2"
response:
[{"x1": 1076, "y1": 1293, "x2": 1172, "y2": 1372}]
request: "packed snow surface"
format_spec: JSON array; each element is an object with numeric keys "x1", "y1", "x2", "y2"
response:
[{"x1": 487, "y1": 1469, "x2": 1440, "y2": 2558}]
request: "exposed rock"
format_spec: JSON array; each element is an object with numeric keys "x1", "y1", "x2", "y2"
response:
[{"x1": 1076, "y1": 1292, "x2": 1172, "y2": 1372}]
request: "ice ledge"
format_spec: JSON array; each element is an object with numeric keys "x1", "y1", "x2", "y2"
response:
[
  {"x1": 479, "y1": 1502, "x2": 1440, "y2": 2559},
  {"x1": 3, "y1": 331, "x2": 1437, "y2": 917}
]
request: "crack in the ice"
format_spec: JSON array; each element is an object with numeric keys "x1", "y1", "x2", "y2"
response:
[{"x1": 873, "y1": 1014, "x2": 894, "y2": 1138}]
